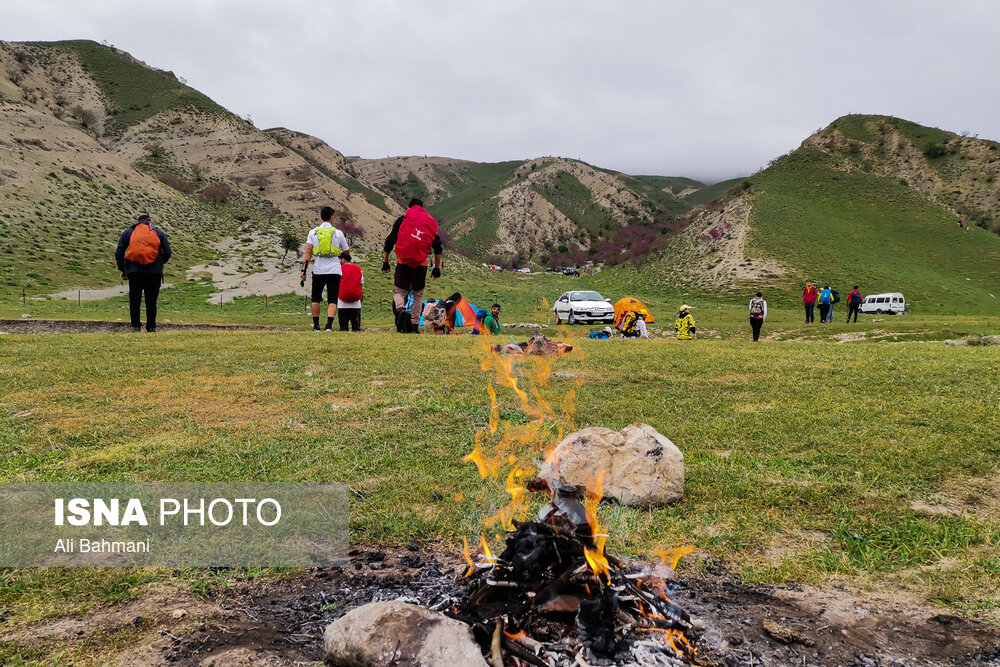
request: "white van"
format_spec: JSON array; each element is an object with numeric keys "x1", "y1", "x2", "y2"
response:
[{"x1": 860, "y1": 292, "x2": 906, "y2": 314}]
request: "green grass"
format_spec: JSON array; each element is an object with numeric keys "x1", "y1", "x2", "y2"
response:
[
  {"x1": 746, "y1": 147, "x2": 1000, "y2": 315},
  {"x1": 53, "y1": 41, "x2": 228, "y2": 135},
  {"x1": 0, "y1": 175, "x2": 241, "y2": 296},
  {"x1": 0, "y1": 330, "x2": 998, "y2": 646}
]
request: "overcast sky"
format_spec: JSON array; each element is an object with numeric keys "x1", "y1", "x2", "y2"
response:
[{"x1": 3, "y1": 0, "x2": 999, "y2": 182}]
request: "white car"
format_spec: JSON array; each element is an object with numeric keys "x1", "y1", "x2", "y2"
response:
[{"x1": 553, "y1": 291, "x2": 614, "y2": 324}]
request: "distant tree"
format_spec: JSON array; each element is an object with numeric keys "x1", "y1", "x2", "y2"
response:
[
  {"x1": 279, "y1": 231, "x2": 300, "y2": 263},
  {"x1": 144, "y1": 141, "x2": 167, "y2": 159},
  {"x1": 189, "y1": 162, "x2": 207, "y2": 181}
]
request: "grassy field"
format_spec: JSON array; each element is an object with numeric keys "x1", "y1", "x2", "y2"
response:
[{"x1": 1, "y1": 327, "x2": 999, "y2": 648}]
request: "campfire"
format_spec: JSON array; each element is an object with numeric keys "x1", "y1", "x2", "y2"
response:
[
  {"x1": 449, "y1": 343, "x2": 698, "y2": 665},
  {"x1": 450, "y1": 481, "x2": 697, "y2": 665}
]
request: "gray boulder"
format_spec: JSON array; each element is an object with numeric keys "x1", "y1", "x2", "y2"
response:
[
  {"x1": 324, "y1": 600, "x2": 489, "y2": 667},
  {"x1": 538, "y1": 423, "x2": 684, "y2": 507}
]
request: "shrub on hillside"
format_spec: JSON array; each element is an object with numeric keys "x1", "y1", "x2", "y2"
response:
[
  {"x1": 157, "y1": 173, "x2": 195, "y2": 194},
  {"x1": 200, "y1": 183, "x2": 232, "y2": 208},
  {"x1": 338, "y1": 219, "x2": 365, "y2": 239}
]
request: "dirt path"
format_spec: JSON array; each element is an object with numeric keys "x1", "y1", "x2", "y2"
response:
[{"x1": 0, "y1": 319, "x2": 292, "y2": 334}]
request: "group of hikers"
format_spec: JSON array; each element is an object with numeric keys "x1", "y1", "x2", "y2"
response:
[
  {"x1": 115, "y1": 200, "x2": 501, "y2": 336},
  {"x1": 801, "y1": 281, "x2": 865, "y2": 325},
  {"x1": 115, "y1": 203, "x2": 865, "y2": 343}
]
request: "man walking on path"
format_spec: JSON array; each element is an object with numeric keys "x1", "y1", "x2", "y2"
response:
[
  {"x1": 337, "y1": 252, "x2": 363, "y2": 331},
  {"x1": 382, "y1": 198, "x2": 443, "y2": 333},
  {"x1": 846, "y1": 286, "x2": 863, "y2": 323},
  {"x1": 803, "y1": 281, "x2": 818, "y2": 323},
  {"x1": 748, "y1": 291, "x2": 767, "y2": 342},
  {"x1": 115, "y1": 213, "x2": 172, "y2": 333},
  {"x1": 301, "y1": 206, "x2": 350, "y2": 331},
  {"x1": 675, "y1": 305, "x2": 696, "y2": 340}
]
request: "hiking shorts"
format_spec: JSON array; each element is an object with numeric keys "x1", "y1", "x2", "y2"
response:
[
  {"x1": 393, "y1": 264, "x2": 427, "y2": 293},
  {"x1": 311, "y1": 274, "x2": 341, "y2": 303}
]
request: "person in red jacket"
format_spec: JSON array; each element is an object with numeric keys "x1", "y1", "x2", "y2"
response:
[
  {"x1": 845, "y1": 285, "x2": 863, "y2": 323},
  {"x1": 337, "y1": 252, "x2": 363, "y2": 331},
  {"x1": 802, "y1": 281, "x2": 818, "y2": 324},
  {"x1": 382, "y1": 198, "x2": 443, "y2": 333}
]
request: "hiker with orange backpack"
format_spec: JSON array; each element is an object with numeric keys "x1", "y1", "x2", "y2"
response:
[
  {"x1": 115, "y1": 213, "x2": 172, "y2": 333},
  {"x1": 382, "y1": 198, "x2": 443, "y2": 333}
]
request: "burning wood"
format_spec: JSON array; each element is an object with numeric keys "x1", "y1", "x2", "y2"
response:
[
  {"x1": 449, "y1": 483, "x2": 698, "y2": 665},
  {"x1": 492, "y1": 332, "x2": 573, "y2": 356}
]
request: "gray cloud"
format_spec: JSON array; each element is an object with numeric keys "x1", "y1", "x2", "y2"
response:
[{"x1": 3, "y1": 0, "x2": 998, "y2": 182}]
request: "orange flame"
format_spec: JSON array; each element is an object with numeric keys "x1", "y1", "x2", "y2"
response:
[
  {"x1": 479, "y1": 534, "x2": 494, "y2": 561},
  {"x1": 465, "y1": 339, "x2": 577, "y2": 544},
  {"x1": 655, "y1": 545, "x2": 695, "y2": 570},
  {"x1": 584, "y1": 546, "x2": 610, "y2": 579},
  {"x1": 462, "y1": 536, "x2": 475, "y2": 576},
  {"x1": 463, "y1": 432, "x2": 498, "y2": 478}
]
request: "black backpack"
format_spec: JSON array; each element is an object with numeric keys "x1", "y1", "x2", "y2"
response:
[{"x1": 832, "y1": 290, "x2": 840, "y2": 304}]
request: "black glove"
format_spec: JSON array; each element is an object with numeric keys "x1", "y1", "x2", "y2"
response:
[
  {"x1": 381, "y1": 262, "x2": 391, "y2": 273},
  {"x1": 431, "y1": 267, "x2": 441, "y2": 279}
]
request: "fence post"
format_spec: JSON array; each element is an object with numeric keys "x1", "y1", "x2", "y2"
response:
[
  {"x1": 265, "y1": 294, "x2": 268, "y2": 311},
  {"x1": 23, "y1": 287, "x2": 26, "y2": 304},
  {"x1": 78, "y1": 289, "x2": 81, "y2": 306}
]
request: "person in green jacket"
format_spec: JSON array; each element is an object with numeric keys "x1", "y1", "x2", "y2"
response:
[{"x1": 483, "y1": 303, "x2": 502, "y2": 335}]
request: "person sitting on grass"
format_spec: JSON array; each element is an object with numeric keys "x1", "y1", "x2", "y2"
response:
[
  {"x1": 675, "y1": 305, "x2": 696, "y2": 340},
  {"x1": 483, "y1": 303, "x2": 502, "y2": 335}
]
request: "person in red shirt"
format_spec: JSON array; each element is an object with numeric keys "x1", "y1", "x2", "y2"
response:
[
  {"x1": 845, "y1": 286, "x2": 863, "y2": 323},
  {"x1": 337, "y1": 252, "x2": 364, "y2": 331},
  {"x1": 802, "y1": 281, "x2": 818, "y2": 324}
]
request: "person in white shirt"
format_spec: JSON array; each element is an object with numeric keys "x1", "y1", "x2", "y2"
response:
[
  {"x1": 300, "y1": 206, "x2": 350, "y2": 331},
  {"x1": 748, "y1": 291, "x2": 767, "y2": 342}
]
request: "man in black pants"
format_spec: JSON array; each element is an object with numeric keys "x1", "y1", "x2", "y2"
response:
[
  {"x1": 382, "y1": 198, "x2": 443, "y2": 332},
  {"x1": 301, "y1": 206, "x2": 350, "y2": 331},
  {"x1": 115, "y1": 213, "x2": 172, "y2": 332}
]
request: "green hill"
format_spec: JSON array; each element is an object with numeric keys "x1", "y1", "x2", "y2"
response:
[
  {"x1": 682, "y1": 177, "x2": 747, "y2": 206},
  {"x1": 629, "y1": 116, "x2": 1000, "y2": 315},
  {"x1": 747, "y1": 146, "x2": 1000, "y2": 314},
  {"x1": 55, "y1": 40, "x2": 229, "y2": 135}
]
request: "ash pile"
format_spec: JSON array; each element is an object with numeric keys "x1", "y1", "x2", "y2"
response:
[{"x1": 448, "y1": 482, "x2": 698, "y2": 666}]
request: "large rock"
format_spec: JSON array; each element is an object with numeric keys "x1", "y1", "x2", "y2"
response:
[
  {"x1": 324, "y1": 600, "x2": 489, "y2": 667},
  {"x1": 538, "y1": 423, "x2": 684, "y2": 507}
]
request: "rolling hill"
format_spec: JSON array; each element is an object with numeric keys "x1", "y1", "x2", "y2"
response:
[{"x1": 2, "y1": 40, "x2": 999, "y2": 314}]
